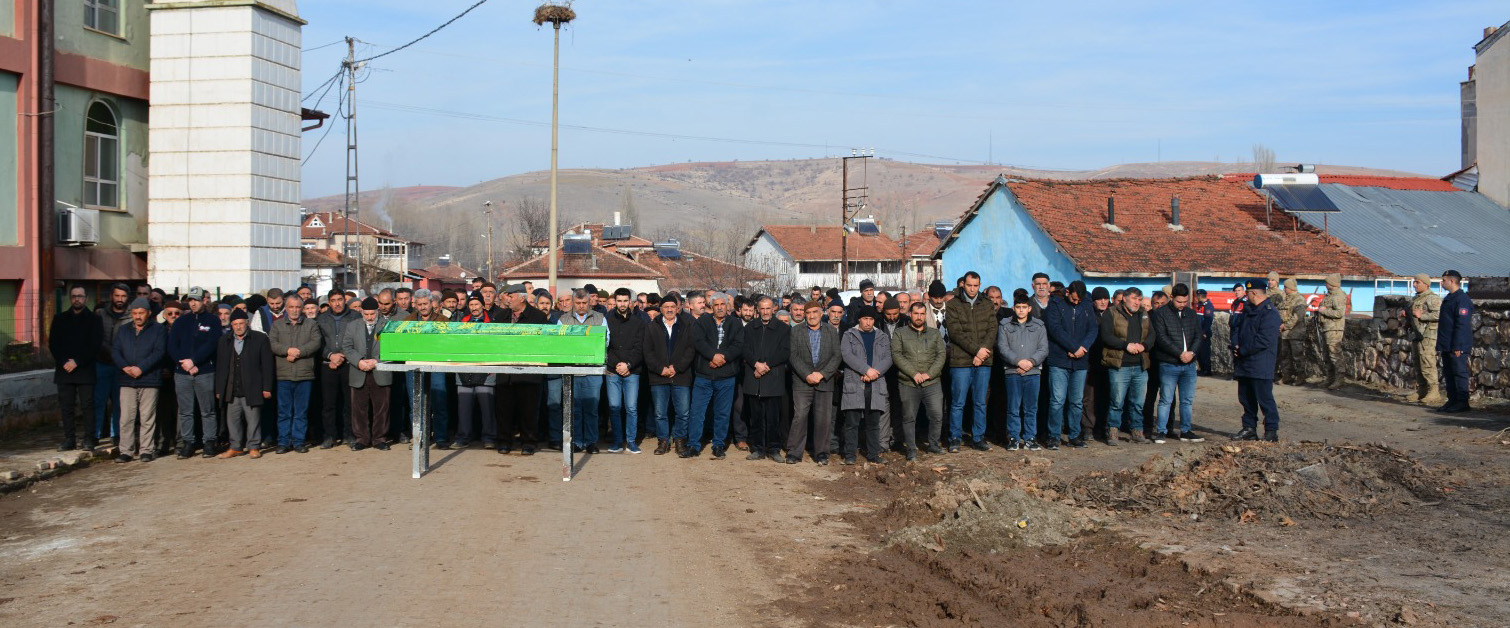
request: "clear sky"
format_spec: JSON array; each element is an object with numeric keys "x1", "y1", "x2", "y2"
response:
[{"x1": 296, "y1": 0, "x2": 1506, "y2": 198}]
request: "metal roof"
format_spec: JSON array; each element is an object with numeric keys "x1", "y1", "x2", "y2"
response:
[{"x1": 1285, "y1": 184, "x2": 1510, "y2": 277}]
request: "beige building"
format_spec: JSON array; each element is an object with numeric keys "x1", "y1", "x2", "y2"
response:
[
  {"x1": 300, "y1": 211, "x2": 420, "y2": 287},
  {"x1": 1463, "y1": 20, "x2": 1510, "y2": 207}
]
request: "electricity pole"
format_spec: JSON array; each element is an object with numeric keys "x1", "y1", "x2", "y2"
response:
[
  {"x1": 839, "y1": 149, "x2": 872, "y2": 290},
  {"x1": 484, "y1": 200, "x2": 495, "y2": 281},
  {"x1": 342, "y1": 37, "x2": 362, "y2": 290}
]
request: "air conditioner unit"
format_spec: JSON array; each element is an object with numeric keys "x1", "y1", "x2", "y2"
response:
[{"x1": 58, "y1": 206, "x2": 100, "y2": 246}]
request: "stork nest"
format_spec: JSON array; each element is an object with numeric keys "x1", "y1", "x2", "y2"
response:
[{"x1": 533, "y1": 4, "x2": 576, "y2": 25}]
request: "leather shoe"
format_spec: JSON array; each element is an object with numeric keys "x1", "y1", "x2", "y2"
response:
[
  {"x1": 216, "y1": 449, "x2": 245, "y2": 459},
  {"x1": 274, "y1": 445, "x2": 292, "y2": 455},
  {"x1": 1231, "y1": 427, "x2": 1259, "y2": 441},
  {"x1": 712, "y1": 446, "x2": 727, "y2": 460},
  {"x1": 374, "y1": 442, "x2": 390, "y2": 451},
  {"x1": 735, "y1": 441, "x2": 749, "y2": 451},
  {"x1": 654, "y1": 439, "x2": 671, "y2": 455},
  {"x1": 248, "y1": 449, "x2": 263, "y2": 459},
  {"x1": 746, "y1": 450, "x2": 765, "y2": 461}
]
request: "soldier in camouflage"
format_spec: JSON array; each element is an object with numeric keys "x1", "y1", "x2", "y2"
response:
[
  {"x1": 1278, "y1": 278, "x2": 1309, "y2": 385},
  {"x1": 1408, "y1": 272, "x2": 1443, "y2": 405},
  {"x1": 1317, "y1": 274, "x2": 1349, "y2": 389}
]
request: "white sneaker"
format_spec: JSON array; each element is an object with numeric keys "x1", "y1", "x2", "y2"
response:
[
  {"x1": 1151, "y1": 434, "x2": 1167, "y2": 444},
  {"x1": 606, "y1": 444, "x2": 625, "y2": 453}
]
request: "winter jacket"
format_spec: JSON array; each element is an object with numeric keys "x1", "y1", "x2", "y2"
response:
[
  {"x1": 214, "y1": 330, "x2": 275, "y2": 405},
  {"x1": 840, "y1": 326, "x2": 893, "y2": 410},
  {"x1": 1233, "y1": 298, "x2": 1281, "y2": 379},
  {"x1": 891, "y1": 323, "x2": 946, "y2": 388},
  {"x1": 1318, "y1": 288, "x2": 1348, "y2": 333},
  {"x1": 268, "y1": 314, "x2": 322, "y2": 381},
  {"x1": 341, "y1": 315, "x2": 391, "y2": 388},
  {"x1": 1437, "y1": 289, "x2": 1474, "y2": 354},
  {"x1": 692, "y1": 314, "x2": 743, "y2": 379},
  {"x1": 1044, "y1": 296, "x2": 1099, "y2": 370},
  {"x1": 1151, "y1": 303, "x2": 1204, "y2": 365},
  {"x1": 49, "y1": 306, "x2": 102, "y2": 385},
  {"x1": 605, "y1": 307, "x2": 646, "y2": 374},
  {"x1": 789, "y1": 323, "x2": 842, "y2": 392},
  {"x1": 740, "y1": 318, "x2": 790, "y2": 397},
  {"x1": 111, "y1": 320, "x2": 167, "y2": 388},
  {"x1": 316, "y1": 307, "x2": 361, "y2": 360},
  {"x1": 643, "y1": 315, "x2": 696, "y2": 386},
  {"x1": 1408, "y1": 290, "x2": 1441, "y2": 344},
  {"x1": 996, "y1": 317, "x2": 1048, "y2": 376},
  {"x1": 1100, "y1": 305, "x2": 1153, "y2": 370},
  {"x1": 1281, "y1": 291, "x2": 1311, "y2": 341},
  {"x1": 943, "y1": 291, "x2": 998, "y2": 367},
  {"x1": 168, "y1": 310, "x2": 222, "y2": 375},
  {"x1": 95, "y1": 305, "x2": 130, "y2": 365}
]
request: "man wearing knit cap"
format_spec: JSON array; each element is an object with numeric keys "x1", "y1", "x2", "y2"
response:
[
  {"x1": 1408, "y1": 273, "x2": 1444, "y2": 405},
  {"x1": 1317, "y1": 273, "x2": 1349, "y2": 389},
  {"x1": 1278, "y1": 278, "x2": 1309, "y2": 385},
  {"x1": 214, "y1": 309, "x2": 274, "y2": 458},
  {"x1": 112, "y1": 297, "x2": 168, "y2": 462},
  {"x1": 341, "y1": 296, "x2": 392, "y2": 450}
]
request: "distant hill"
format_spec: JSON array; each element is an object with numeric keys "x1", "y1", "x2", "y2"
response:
[{"x1": 301, "y1": 159, "x2": 1430, "y2": 272}]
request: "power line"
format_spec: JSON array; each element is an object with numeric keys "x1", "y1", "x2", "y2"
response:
[
  {"x1": 302, "y1": 67, "x2": 343, "y2": 103},
  {"x1": 302, "y1": 39, "x2": 345, "y2": 52},
  {"x1": 354, "y1": 0, "x2": 490, "y2": 64},
  {"x1": 302, "y1": 73, "x2": 346, "y2": 165}
]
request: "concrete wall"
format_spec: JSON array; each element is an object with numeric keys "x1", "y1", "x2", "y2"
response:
[
  {"x1": 1476, "y1": 27, "x2": 1510, "y2": 207},
  {"x1": 54, "y1": 0, "x2": 152, "y2": 71},
  {"x1": 0, "y1": 370, "x2": 58, "y2": 433},
  {"x1": 54, "y1": 85, "x2": 150, "y2": 249}
]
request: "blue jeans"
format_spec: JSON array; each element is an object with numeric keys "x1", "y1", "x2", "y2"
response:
[
  {"x1": 1156, "y1": 361, "x2": 1197, "y2": 435},
  {"x1": 1003, "y1": 372, "x2": 1040, "y2": 442},
  {"x1": 543, "y1": 376, "x2": 563, "y2": 444},
  {"x1": 1106, "y1": 365, "x2": 1148, "y2": 431},
  {"x1": 276, "y1": 380, "x2": 312, "y2": 447},
  {"x1": 1046, "y1": 366, "x2": 1088, "y2": 442},
  {"x1": 688, "y1": 376, "x2": 735, "y2": 448},
  {"x1": 651, "y1": 384, "x2": 691, "y2": 441},
  {"x1": 605, "y1": 373, "x2": 640, "y2": 446},
  {"x1": 571, "y1": 375, "x2": 603, "y2": 448},
  {"x1": 93, "y1": 363, "x2": 121, "y2": 439},
  {"x1": 947, "y1": 366, "x2": 991, "y2": 443}
]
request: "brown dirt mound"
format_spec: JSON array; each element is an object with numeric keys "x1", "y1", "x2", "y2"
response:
[
  {"x1": 786, "y1": 531, "x2": 1342, "y2": 628},
  {"x1": 890, "y1": 485, "x2": 1105, "y2": 553},
  {"x1": 1051, "y1": 442, "x2": 1446, "y2": 523}
]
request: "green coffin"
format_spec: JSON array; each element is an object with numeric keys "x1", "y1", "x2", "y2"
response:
[{"x1": 379, "y1": 321, "x2": 606, "y2": 365}]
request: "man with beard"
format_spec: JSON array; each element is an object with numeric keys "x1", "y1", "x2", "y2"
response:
[
  {"x1": 170, "y1": 287, "x2": 223, "y2": 457},
  {"x1": 94, "y1": 283, "x2": 131, "y2": 443},
  {"x1": 342, "y1": 297, "x2": 392, "y2": 451},
  {"x1": 604, "y1": 288, "x2": 646, "y2": 453},
  {"x1": 51, "y1": 286, "x2": 103, "y2": 451}
]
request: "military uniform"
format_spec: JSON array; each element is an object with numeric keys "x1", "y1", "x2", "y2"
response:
[
  {"x1": 1317, "y1": 281, "x2": 1348, "y2": 389},
  {"x1": 1408, "y1": 288, "x2": 1442, "y2": 404},
  {"x1": 1276, "y1": 288, "x2": 1308, "y2": 384}
]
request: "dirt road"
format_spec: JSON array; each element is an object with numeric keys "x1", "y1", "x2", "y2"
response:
[{"x1": 3, "y1": 377, "x2": 1508, "y2": 627}]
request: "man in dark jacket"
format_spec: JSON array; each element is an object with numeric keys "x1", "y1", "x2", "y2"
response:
[
  {"x1": 1232, "y1": 280, "x2": 1282, "y2": 441},
  {"x1": 1193, "y1": 289, "x2": 1216, "y2": 375},
  {"x1": 605, "y1": 288, "x2": 647, "y2": 453},
  {"x1": 1044, "y1": 281, "x2": 1099, "y2": 449},
  {"x1": 315, "y1": 289, "x2": 360, "y2": 449},
  {"x1": 112, "y1": 298, "x2": 167, "y2": 462},
  {"x1": 94, "y1": 283, "x2": 130, "y2": 443},
  {"x1": 51, "y1": 285, "x2": 103, "y2": 450},
  {"x1": 683, "y1": 292, "x2": 742, "y2": 459},
  {"x1": 1099, "y1": 288, "x2": 1153, "y2": 446},
  {"x1": 787, "y1": 300, "x2": 842, "y2": 464},
  {"x1": 1436, "y1": 270, "x2": 1474, "y2": 413},
  {"x1": 741, "y1": 296, "x2": 790, "y2": 461},
  {"x1": 1151, "y1": 283, "x2": 1205, "y2": 443},
  {"x1": 840, "y1": 306, "x2": 893, "y2": 465},
  {"x1": 944, "y1": 271, "x2": 997, "y2": 452},
  {"x1": 497, "y1": 284, "x2": 549, "y2": 454},
  {"x1": 169, "y1": 287, "x2": 222, "y2": 458},
  {"x1": 214, "y1": 309, "x2": 275, "y2": 458},
  {"x1": 644, "y1": 293, "x2": 696, "y2": 455}
]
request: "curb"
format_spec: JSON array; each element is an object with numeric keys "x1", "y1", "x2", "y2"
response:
[{"x1": 0, "y1": 447, "x2": 112, "y2": 494}]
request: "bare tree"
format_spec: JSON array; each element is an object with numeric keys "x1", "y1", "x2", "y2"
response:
[{"x1": 1253, "y1": 143, "x2": 1277, "y2": 174}]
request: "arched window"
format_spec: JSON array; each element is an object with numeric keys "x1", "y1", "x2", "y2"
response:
[{"x1": 84, "y1": 101, "x2": 119, "y2": 209}]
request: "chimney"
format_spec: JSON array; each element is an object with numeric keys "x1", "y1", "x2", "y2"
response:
[
  {"x1": 1106, "y1": 197, "x2": 1116, "y2": 226},
  {"x1": 613, "y1": 211, "x2": 621, "y2": 226},
  {"x1": 1171, "y1": 197, "x2": 1181, "y2": 226},
  {"x1": 1488, "y1": 25, "x2": 1499, "y2": 39}
]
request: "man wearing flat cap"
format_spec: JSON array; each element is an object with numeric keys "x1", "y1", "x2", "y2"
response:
[
  {"x1": 1317, "y1": 273, "x2": 1349, "y2": 390},
  {"x1": 341, "y1": 296, "x2": 392, "y2": 450},
  {"x1": 214, "y1": 309, "x2": 275, "y2": 458},
  {"x1": 1407, "y1": 273, "x2": 1443, "y2": 405},
  {"x1": 1231, "y1": 280, "x2": 1282, "y2": 442}
]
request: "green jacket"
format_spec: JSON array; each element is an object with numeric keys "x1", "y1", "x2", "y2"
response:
[
  {"x1": 1318, "y1": 288, "x2": 1348, "y2": 333},
  {"x1": 944, "y1": 292, "x2": 998, "y2": 367},
  {"x1": 891, "y1": 323, "x2": 946, "y2": 387},
  {"x1": 1409, "y1": 291, "x2": 1441, "y2": 342}
]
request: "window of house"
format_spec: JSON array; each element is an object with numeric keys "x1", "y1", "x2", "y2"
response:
[
  {"x1": 84, "y1": 0, "x2": 121, "y2": 35},
  {"x1": 83, "y1": 101, "x2": 119, "y2": 209},
  {"x1": 880, "y1": 261, "x2": 903, "y2": 274},
  {"x1": 799, "y1": 261, "x2": 837, "y2": 274},
  {"x1": 376, "y1": 237, "x2": 406, "y2": 258}
]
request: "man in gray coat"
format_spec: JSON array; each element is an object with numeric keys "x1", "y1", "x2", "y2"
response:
[
  {"x1": 269, "y1": 294, "x2": 322, "y2": 453},
  {"x1": 892, "y1": 302, "x2": 946, "y2": 459},
  {"x1": 341, "y1": 297, "x2": 391, "y2": 451},
  {"x1": 840, "y1": 306, "x2": 893, "y2": 465},
  {"x1": 787, "y1": 301, "x2": 841, "y2": 464}
]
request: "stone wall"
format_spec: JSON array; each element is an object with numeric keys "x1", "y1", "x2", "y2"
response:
[{"x1": 1210, "y1": 296, "x2": 1510, "y2": 401}]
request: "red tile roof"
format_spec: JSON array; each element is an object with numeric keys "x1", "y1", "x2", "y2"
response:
[
  {"x1": 499, "y1": 245, "x2": 663, "y2": 280},
  {"x1": 301, "y1": 247, "x2": 344, "y2": 268},
  {"x1": 951, "y1": 176, "x2": 1386, "y2": 277},
  {"x1": 531, "y1": 222, "x2": 655, "y2": 249},
  {"x1": 635, "y1": 251, "x2": 771, "y2": 292},
  {"x1": 745, "y1": 225, "x2": 902, "y2": 261},
  {"x1": 1223, "y1": 173, "x2": 1459, "y2": 192},
  {"x1": 899, "y1": 231, "x2": 942, "y2": 258},
  {"x1": 415, "y1": 264, "x2": 481, "y2": 281},
  {"x1": 301, "y1": 212, "x2": 412, "y2": 241}
]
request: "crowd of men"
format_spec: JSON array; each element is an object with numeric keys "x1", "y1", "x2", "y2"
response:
[{"x1": 47, "y1": 267, "x2": 1476, "y2": 465}]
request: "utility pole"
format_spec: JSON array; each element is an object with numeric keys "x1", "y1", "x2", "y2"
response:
[
  {"x1": 898, "y1": 224, "x2": 907, "y2": 290},
  {"x1": 839, "y1": 149, "x2": 872, "y2": 291},
  {"x1": 536, "y1": 4, "x2": 575, "y2": 295},
  {"x1": 342, "y1": 37, "x2": 362, "y2": 291},
  {"x1": 484, "y1": 200, "x2": 495, "y2": 281}
]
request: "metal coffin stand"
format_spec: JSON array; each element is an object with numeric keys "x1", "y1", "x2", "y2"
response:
[{"x1": 376, "y1": 362, "x2": 605, "y2": 481}]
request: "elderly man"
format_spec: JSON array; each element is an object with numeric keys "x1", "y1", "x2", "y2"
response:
[
  {"x1": 561, "y1": 289, "x2": 607, "y2": 453},
  {"x1": 497, "y1": 284, "x2": 549, "y2": 454},
  {"x1": 51, "y1": 285, "x2": 103, "y2": 451},
  {"x1": 403, "y1": 289, "x2": 455, "y2": 447},
  {"x1": 644, "y1": 293, "x2": 696, "y2": 455},
  {"x1": 683, "y1": 292, "x2": 742, "y2": 459},
  {"x1": 214, "y1": 309, "x2": 274, "y2": 458},
  {"x1": 270, "y1": 294, "x2": 321, "y2": 453},
  {"x1": 113, "y1": 297, "x2": 167, "y2": 462},
  {"x1": 1407, "y1": 274, "x2": 1444, "y2": 406},
  {"x1": 342, "y1": 297, "x2": 392, "y2": 451},
  {"x1": 169, "y1": 287, "x2": 222, "y2": 458},
  {"x1": 316, "y1": 289, "x2": 361, "y2": 449},
  {"x1": 787, "y1": 301, "x2": 841, "y2": 464},
  {"x1": 840, "y1": 306, "x2": 893, "y2": 465},
  {"x1": 741, "y1": 296, "x2": 790, "y2": 461}
]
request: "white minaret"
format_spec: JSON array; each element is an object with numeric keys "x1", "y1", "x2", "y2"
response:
[{"x1": 146, "y1": 0, "x2": 304, "y2": 294}]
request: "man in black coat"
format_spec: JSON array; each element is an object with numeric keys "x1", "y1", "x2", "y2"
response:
[
  {"x1": 1232, "y1": 281, "x2": 1282, "y2": 442},
  {"x1": 604, "y1": 288, "x2": 646, "y2": 452},
  {"x1": 214, "y1": 309, "x2": 275, "y2": 457},
  {"x1": 50, "y1": 285, "x2": 104, "y2": 450},
  {"x1": 496, "y1": 284, "x2": 549, "y2": 454},
  {"x1": 683, "y1": 292, "x2": 743, "y2": 459},
  {"x1": 740, "y1": 296, "x2": 790, "y2": 460},
  {"x1": 643, "y1": 293, "x2": 697, "y2": 455}
]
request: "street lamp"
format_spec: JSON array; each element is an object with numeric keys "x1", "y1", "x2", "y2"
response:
[{"x1": 534, "y1": 2, "x2": 575, "y2": 296}]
